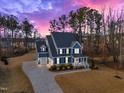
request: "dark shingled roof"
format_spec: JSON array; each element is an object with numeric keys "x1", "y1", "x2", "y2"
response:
[
  {"x1": 46, "y1": 35, "x2": 57, "y2": 57},
  {"x1": 36, "y1": 39, "x2": 46, "y2": 53},
  {"x1": 52, "y1": 32, "x2": 78, "y2": 48}
]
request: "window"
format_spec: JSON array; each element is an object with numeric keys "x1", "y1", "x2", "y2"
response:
[
  {"x1": 40, "y1": 45, "x2": 46, "y2": 52},
  {"x1": 60, "y1": 49, "x2": 63, "y2": 54},
  {"x1": 57, "y1": 58, "x2": 59, "y2": 64},
  {"x1": 65, "y1": 57, "x2": 68, "y2": 64},
  {"x1": 74, "y1": 48, "x2": 79, "y2": 54},
  {"x1": 42, "y1": 48, "x2": 45, "y2": 51},
  {"x1": 60, "y1": 58, "x2": 65, "y2": 64},
  {"x1": 66, "y1": 48, "x2": 69, "y2": 54}
]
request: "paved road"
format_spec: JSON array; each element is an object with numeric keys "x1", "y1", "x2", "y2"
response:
[{"x1": 22, "y1": 62, "x2": 90, "y2": 93}]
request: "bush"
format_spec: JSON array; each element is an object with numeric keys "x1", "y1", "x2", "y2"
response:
[
  {"x1": 66, "y1": 64, "x2": 73, "y2": 70},
  {"x1": 56, "y1": 66, "x2": 61, "y2": 71},
  {"x1": 1, "y1": 56, "x2": 6, "y2": 62},
  {"x1": 61, "y1": 64, "x2": 67, "y2": 71},
  {"x1": 49, "y1": 65, "x2": 56, "y2": 71},
  {"x1": 1, "y1": 56, "x2": 8, "y2": 65},
  {"x1": 49, "y1": 64, "x2": 74, "y2": 71}
]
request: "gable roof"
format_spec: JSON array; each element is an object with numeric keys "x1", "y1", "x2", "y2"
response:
[
  {"x1": 71, "y1": 41, "x2": 81, "y2": 48},
  {"x1": 35, "y1": 39, "x2": 46, "y2": 53},
  {"x1": 47, "y1": 35, "x2": 73, "y2": 57},
  {"x1": 51, "y1": 32, "x2": 78, "y2": 48}
]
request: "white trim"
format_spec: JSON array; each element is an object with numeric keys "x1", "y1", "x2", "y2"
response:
[
  {"x1": 71, "y1": 41, "x2": 81, "y2": 48},
  {"x1": 35, "y1": 40, "x2": 40, "y2": 59},
  {"x1": 57, "y1": 58, "x2": 59, "y2": 64},
  {"x1": 66, "y1": 48, "x2": 69, "y2": 54},
  {"x1": 51, "y1": 34, "x2": 58, "y2": 54},
  {"x1": 40, "y1": 47, "x2": 45, "y2": 52},
  {"x1": 40, "y1": 45, "x2": 46, "y2": 48},
  {"x1": 74, "y1": 48, "x2": 79, "y2": 54},
  {"x1": 65, "y1": 57, "x2": 68, "y2": 64},
  {"x1": 46, "y1": 38, "x2": 53, "y2": 58},
  {"x1": 59, "y1": 49, "x2": 63, "y2": 54}
]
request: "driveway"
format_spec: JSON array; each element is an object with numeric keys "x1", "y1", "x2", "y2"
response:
[{"x1": 22, "y1": 62, "x2": 90, "y2": 93}]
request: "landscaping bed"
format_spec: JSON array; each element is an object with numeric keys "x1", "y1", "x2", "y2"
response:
[{"x1": 49, "y1": 64, "x2": 85, "y2": 71}]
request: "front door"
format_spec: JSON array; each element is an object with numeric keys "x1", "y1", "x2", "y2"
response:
[{"x1": 74, "y1": 58, "x2": 79, "y2": 66}]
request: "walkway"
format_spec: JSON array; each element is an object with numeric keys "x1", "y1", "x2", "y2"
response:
[{"x1": 22, "y1": 62, "x2": 90, "y2": 93}]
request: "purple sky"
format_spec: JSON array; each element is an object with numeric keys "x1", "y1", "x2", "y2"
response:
[{"x1": 0, "y1": 0, "x2": 124, "y2": 36}]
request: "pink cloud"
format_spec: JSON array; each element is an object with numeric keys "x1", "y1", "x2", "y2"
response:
[{"x1": 73, "y1": 0, "x2": 124, "y2": 11}]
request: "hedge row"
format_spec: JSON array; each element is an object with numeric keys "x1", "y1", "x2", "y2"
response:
[{"x1": 49, "y1": 64, "x2": 83, "y2": 71}]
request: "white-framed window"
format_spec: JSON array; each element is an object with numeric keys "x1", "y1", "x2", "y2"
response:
[
  {"x1": 65, "y1": 57, "x2": 68, "y2": 64},
  {"x1": 60, "y1": 49, "x2": 63, "y2": 54},
  {"x1": 40, "y1": 45, "x2": 46, "y2": 51},
  {"x1": 42, "y1": 47, "x2": 45, "y2": 51},
  {"x1": 66, "y1": 48, "x2": 69, "y2": 54},
  {"x1": 57, "y1": 58, "x2": 59, "y2": 64},
  {"x1": 74, "y1": 48, "x2": 79, "y2": 54}
]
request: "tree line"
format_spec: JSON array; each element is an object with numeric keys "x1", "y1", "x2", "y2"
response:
[
  {"x1": 49, "y1": 7, "x2": 124, "y2": 68},
  {"x1": 0, "y1": 14, "x2": 41, "y2": 57}
]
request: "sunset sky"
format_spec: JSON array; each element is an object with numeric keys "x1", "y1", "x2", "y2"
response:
[{"x1": 0, "y1": 0, "x2": 124, "y2": 36}]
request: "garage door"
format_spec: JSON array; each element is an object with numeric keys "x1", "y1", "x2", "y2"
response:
[{"x1": 39, "y1": 57, "x2": 48, "y2": 65}]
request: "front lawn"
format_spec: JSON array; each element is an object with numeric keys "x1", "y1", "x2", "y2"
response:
[
  {"x1": 55, "y1": 65, "x2": 124, "y2": 93},
  {"x1": 0, "y1": 51, "x2": 36, "y2": 93}
]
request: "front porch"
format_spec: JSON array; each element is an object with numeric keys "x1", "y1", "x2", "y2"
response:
[{"x1": 73, "y1": 57, "x2": 89, "y2": 69}]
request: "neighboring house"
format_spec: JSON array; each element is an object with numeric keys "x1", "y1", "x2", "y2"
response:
[{"x1": 36, "y1": 32, "x2": 89, "y2": 68}]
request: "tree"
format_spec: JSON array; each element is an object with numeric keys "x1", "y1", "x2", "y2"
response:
[
  {"x1": 68, "y1": 11, "x2": 78, "y2": 33},
  {"x1": 58, "y1": 15, "x2": 68, "y2": 32},
  {"x1": 49, "y1": 19, "x2": 58, "y2": 32},
  {"x1": 7, "y1": 15, "x2": 18, "y2": 39},
  {"x1": 76, "y1": 7, "x2": 90, "y2": 43},
  {"x1": 22, "y1": 18, "x2": 34, "y2": 51},
  {"x1": 105, "y1": 9, "x2": 124, "y2": 68},
  {"x1": 94, "y1": 10, "x2": 102, "y2": 55}
]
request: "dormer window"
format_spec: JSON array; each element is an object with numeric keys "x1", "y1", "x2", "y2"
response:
[
  {"x1": 74, "y1": 48, "x2": 79, "y2": 54},
  {"x1": 40, "y1": 45, "x2": 46, "y2": 52},
  {"x1": 42, "y1": 47, "x2": 45, "y2": 51}
]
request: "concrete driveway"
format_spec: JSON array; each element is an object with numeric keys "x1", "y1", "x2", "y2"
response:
[{"x1": 22, "y1": 62, "x2": 90, "y2": 93}]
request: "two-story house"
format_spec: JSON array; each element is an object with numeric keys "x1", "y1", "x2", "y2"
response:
[{"x1": 36, "y1": 32, "x2": 89, "y2": 68}]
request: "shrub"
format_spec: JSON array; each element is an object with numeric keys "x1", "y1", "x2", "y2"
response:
[
  {"x1": 1, "y1": 56, "x2": 6, "y2": 62},
  {"x1": 49, "y1": 64, "x2": 74, "y2": 71},
  {"x1": 66, "y1": 64, "x2": 73, "y2": 70},
  {"x1": 61, "y1": 64, "x2": 66, "y2": 71},
  {"x1": 49, "y1": 65, "x2": 56, "y2": 71},
  {"x1": 1, "y1": 56, "x2": 8, "y2": 65},
  {"x1": 56, "y1": 65, "x2": 61, "y2": 71}
]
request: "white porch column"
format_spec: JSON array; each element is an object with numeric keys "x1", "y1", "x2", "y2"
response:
[
  {"x1": 82, "y1": 57, "x2": 86, "y2": 69},
  {"x1": 85, "y1": 57, "x2": 89, "y2": 68}
]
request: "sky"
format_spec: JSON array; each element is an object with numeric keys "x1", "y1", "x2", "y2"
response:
[{"x1": 0, "y1": 0, "x2": 124, "y2": 36}]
